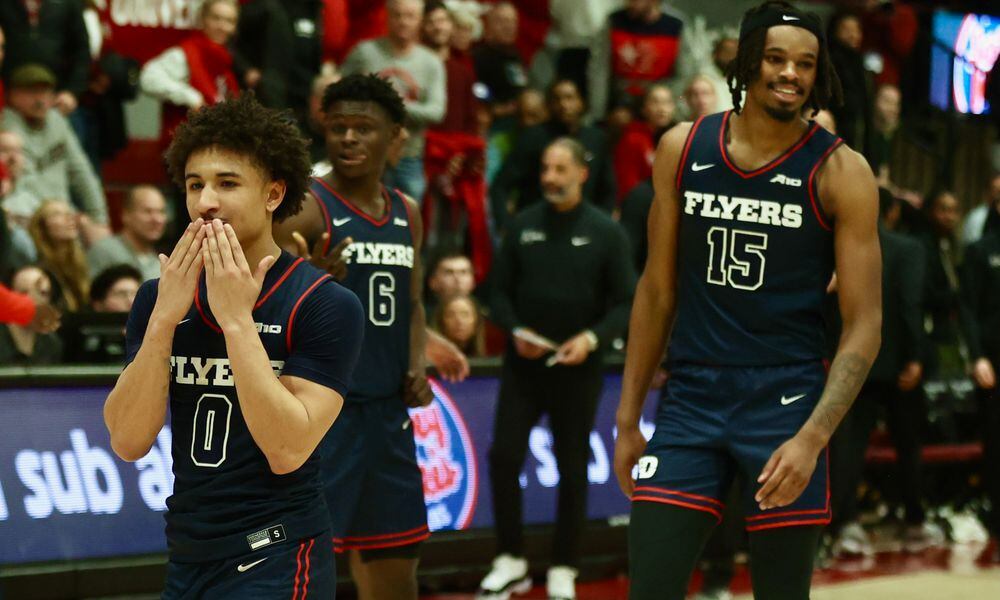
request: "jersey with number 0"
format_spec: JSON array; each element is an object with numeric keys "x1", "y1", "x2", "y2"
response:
[
  {"x1": 309, "y1": 178, "x2": 414, "y2": 402},
  {"x1": 124, "y1": 250, "x2": 365, "y2": 562},
  {"x1": 668, "y1": 111, "x2": 843, "y2": 366}
]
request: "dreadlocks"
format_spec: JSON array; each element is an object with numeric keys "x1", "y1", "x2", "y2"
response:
[{"x1": 725, "y1": 0, "x2": 843, "y2": 117}]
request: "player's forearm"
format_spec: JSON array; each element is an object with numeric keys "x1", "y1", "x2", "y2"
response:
[
  {"x1": 799, "y1": 318, "x2": 880, "y2": 448},
  {"x1": 410, "y1": 299, "x2": 428, "y2": 372},
  {"x1": 222, "y1": 319, "x2": 315, "y2": 473},
  {"x1": 104, "y1": 317, "x2": 174, "y2": 461},
  {"x1": 617, "y1": 275, "x2": 675, "y2": 428}
]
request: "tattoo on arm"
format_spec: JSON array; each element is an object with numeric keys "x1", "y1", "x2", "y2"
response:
[{"x1": 806, "y1": 353, "x2": 870, "y2": 437}]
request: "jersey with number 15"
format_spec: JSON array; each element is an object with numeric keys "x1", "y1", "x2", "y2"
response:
[
  {"x1": 668, "y1": 111, "x2": 843, "y2": 367},
  {"x1": 309, "y1": 178, "x2": 414, "y2": 402}
]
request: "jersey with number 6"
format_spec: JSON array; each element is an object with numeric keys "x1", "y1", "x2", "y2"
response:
[
  {"x1": 123, "y1": 251, "x2": 365, "y2": 562},
  {"x1": 309, "y1": 178, "x2": 414, "y2": 402},
  {"x1": 668, "y1": 111, "x2": 843, "y2": 366}
]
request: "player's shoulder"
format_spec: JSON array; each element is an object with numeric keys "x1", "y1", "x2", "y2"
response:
[
  {"x1": 820, "y1": 143, "x2": 871, "y2": 180},
  {"x1": 658, "y1": 121, "x2": 696, "y2": 154},
  {"x1": 293, "y1": 271, "x2": 363, "y2": 318}
]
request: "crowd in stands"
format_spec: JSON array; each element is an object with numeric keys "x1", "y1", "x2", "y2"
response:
[{"x1": 0, "y1": 0, "x2": 998, "y2": 572}]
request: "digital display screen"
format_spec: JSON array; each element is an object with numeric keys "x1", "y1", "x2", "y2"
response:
[{"x1": 931, "y1": 11, "x2": 1000, "y2": 114}]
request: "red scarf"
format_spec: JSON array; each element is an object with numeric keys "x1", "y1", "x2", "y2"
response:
[{"x1": 160, "y1": 32, "x2": 239, "y2": 146}]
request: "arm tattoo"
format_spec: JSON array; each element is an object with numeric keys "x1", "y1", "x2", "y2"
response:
[{"x1": 806, "y1": 353, "x2": 870, "y2": 437}]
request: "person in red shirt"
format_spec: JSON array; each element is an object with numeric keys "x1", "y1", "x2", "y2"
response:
[
  {"x1": 614, "y1": 83, "x2": 676, "y2": 203},
  {"x1": 0, "y1": 282, "x2": 60, "y2": 331}
]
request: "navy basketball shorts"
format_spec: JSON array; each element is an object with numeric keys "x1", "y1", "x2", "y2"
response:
[
  {"x1": 632, "y1": 362, "x2": 831, "y2": 532},
  {"x1": 161, "y1": 531, "x2": 333, "y2": 600},
  {"x1": 321, "y1": 396, "x2": 430, "y2": 555}
]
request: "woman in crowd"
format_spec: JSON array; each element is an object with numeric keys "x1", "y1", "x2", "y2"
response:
[
  {"x1": 614, "y1": 83, "x2": 676, "y2": 203},
  {"x1": 28, "y1": 200, "x2": 89, "y2": 312},
  {"x1": 0, "y1": 265, "x2": 63, "y2": 365},
  {"x1": 433, "y1": 294, "x2": 487, "y2": 357}
]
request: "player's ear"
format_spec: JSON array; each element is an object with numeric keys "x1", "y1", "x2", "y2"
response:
[{"x1": 265, "y1": 180, "x2": 287, "y2": 214}]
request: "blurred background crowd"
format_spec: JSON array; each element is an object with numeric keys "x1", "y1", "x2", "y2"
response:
[{"x1": 0, "y1": 0, "x2": 999, "y2": 586}]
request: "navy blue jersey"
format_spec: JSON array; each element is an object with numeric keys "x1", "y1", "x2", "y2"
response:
[
  {"x1": 309, "y1": 178, "x2": 414, "y2": 402},
  {"x1": 668, "y1": 111, "x2": 843, "y2": 366},
  {"x1": 124, "y1": 250, "x2": 365, "y2": 562}
]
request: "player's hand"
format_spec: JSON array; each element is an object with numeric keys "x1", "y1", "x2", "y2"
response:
[
  {"x1": 202, "y1": 220, "x2": 275, "y2": 331},
  {"x1": 897, "y1": 361, "x2": 923, "y2": 391},
  {"x1": 613, "y1": 424, "x2": 647, "y2": 497},
  {"x1": 152, "y1": 218, "x2": 206, "y2": 324},
  {"x1": 28, "y1": 302, "x2": 61, "y2": 334},
  {"x1": 972, "y1": 357, "x2": 997, "y2": 390},
  {"x1": 426, "y1": 331, "x2": 470, "y2": 383},
  {"x1": 403, "y1": 371, "x2": 434, "y2": 408},
  {"x1": 755, "y1": 434, "x2": 822, "y2": 511},
  {"x1": 513, "y1": 328, "x2": 549, "y2": 360},
  {"x1": 292, "y1": 231, "x2": 352, "y2": 281},
  {"x1": 54, "y1": 91, "x2": 78, "y2": 115},
  {"x1": 551, "y1": 332, "x2": 593, "y2": 366}
]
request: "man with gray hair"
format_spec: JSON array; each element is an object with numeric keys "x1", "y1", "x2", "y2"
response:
[
  {"x1": 86, "y1": 185, "x2": 167, "y2": 281},
  {"x1": 341, "y1": 0, "x2": 446, "y2": 202},
  {"x1": 482, "y1": 137, "x2": 636, "y2": 600}
]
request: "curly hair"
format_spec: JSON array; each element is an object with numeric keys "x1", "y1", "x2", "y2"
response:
[
  {"x1": 321, "y1": 73, "x2": 406, "y2": 124},
  {"x1": 726, "y1": 1, "x2": 842, "y2": 117},
  {"x1": 164, "y1": 94, "x2": 312, "y2": 223}
]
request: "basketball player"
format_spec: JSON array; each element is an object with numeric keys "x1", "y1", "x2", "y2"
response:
[
  {"x1": 614, "y1": 3, "x2": 882, "y2": 599},
  {"x1": 104, "y1": 96, "x2": 365, "y2": 598},
  {"x1": 273, "y1": 73, "x2": 431, "y2": 599}
]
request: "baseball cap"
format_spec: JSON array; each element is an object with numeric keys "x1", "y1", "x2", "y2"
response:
[{"x1": 10, "y1": 64, "x2": 57, "y2": 89}]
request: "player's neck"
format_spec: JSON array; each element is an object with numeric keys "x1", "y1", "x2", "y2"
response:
[
  {"x1": 326, "y1": 171, "x2": 385, "y2": 217},
  {"x1": 731, "y1": 101, "x2": 809, "y2": 151},
  {"x1": 240, "y1": 234, "x2": 282, "y2": 276}
]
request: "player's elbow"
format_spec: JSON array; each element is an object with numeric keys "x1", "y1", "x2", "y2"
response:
[
  {"x1": 265, "y1": 449, "x2": 309, "y2": 476},
  {"x1": 109, "y1": 434, "x2": 155, "y2": 463}
]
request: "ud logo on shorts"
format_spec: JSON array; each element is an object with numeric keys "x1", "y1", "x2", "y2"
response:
[
  {"x1": 409, "y1": 380, "x2": 478, "y2": 532},
  {"x1": 636, "y1": 456, "x2": 659, "y2": 480}
]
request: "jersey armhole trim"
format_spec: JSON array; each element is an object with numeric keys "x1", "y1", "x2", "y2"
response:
[
  {"x1": 285, "y1": 274, "x2": 334, "y2": 352},
  {"x1": 807, "y1": 140, "x2": 843, "y2": 232},
  {"x1": 674, "y1": 115, "x2": 706, "y2": 191},
  {"x1": 398, "y1": 187, "x2": 417, "y2": 247},
  {"x1": 194, "y1": 281, "x2": 222, "y2": 333},
  {"x1": 309, "y1": 181, "x2": 333, "y2": 256},
  {"x1": 255, "y1": 258, "x2": 305, "y2": 310}
]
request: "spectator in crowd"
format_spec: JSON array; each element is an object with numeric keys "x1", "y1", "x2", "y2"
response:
[
  {"x1": 919, "y1": 189, "x2": 964, "y2": 377},
  {"x1": 307, "y1": 70, "x2": 342, "y2": 165},
  {"x1": 0, "y1": 265, "x2": 63, "y2": 365},
  {"x1": 2, "y1": 64, "x2": 110, "y2": 244},
  {"x1": 60, "y1": 263, "x2": 140, "y2": 364},
  {"x1": 0, "y1": 129, "x2": 38, "y2": 267},
  {"x1": 27, "y1": 199, "x2": 89, "y2": 312},
  {"x1": 0, "y1": 1, "x2": 90, "y2": 119},
  {"x1": 589, "y1": 0, "x2": 684, "y2": 122},
  {"x1": 869, "y1": 83, "x2": 901, "y2": 184},
  {"x1": 89, "y1": 263, "x2": 141, "y2": 313},
  {"x1": 963, "y1": 172, "x2": 1000, "y2": 246},
  {"x1": 702, "y1": 35, "x2": 738, "y2": 113},
  {"x1": 827, "y1": 10, "x2": 872, "y2": 156},
  {"x1": 432, "y1": 293, "x2": 486, "y2": 357},
  {"x1": 235, "y1": 0, "x2": 325, "y2": 125},
  {"x1": 614, "y1": 84, "x2": 676, "y2": 203},
  {"x1": 518, "y1": 87, "x2": 548, "y2": 128},
  {"x1": 860, "y1": 0, "x2": 918, "y2": 90},
  {"x1": 424, "y1": 0, "x2": 478, "y2": 135},
  {"x1": 472, "y1": 2, "x2": 528, "y2": 117},
  {"x1": 828, "y1": 188, "x2": 932, "y2": 557},
  {"x1": 0, "y1": 25, "x2": 6, "y2": 112},
  {"x1": 426, "y1": 250, "x2": 476, "y2": 313},
  {"x1": 813, "y1": 108, "x2": 837, "y2": 134},
  {"x1": 87, "y1": 185, "x2": 167, "y2": 282},
  {"x1": 960, "y1": 203, "x2": 1000, "y2": 552},
  {"x1": 619, "y1": 177, "x2": 653, "y2": 273},
  {"x1": 139, "y1": 0, "x2": 240, "y2": 148},
  {"x1": 545, "y1": 0, "x2": 618, "y2": 101},
  {"x1": 482, "y1": 138, "x2": 635, "y2": 600},
  {"x1": 0, "y1": 280, "x2": 60, "y2": 331},
  {"x1": 683, "y1": 73, "x2": 718, "y2": 120},
  {"x1": 341, "y1": 0, "x2": 446, "y2": 203},
  {"x1": 448, "y1": 0, "x2": 483, "y2": 59},
  {"x1": 491, "y1": 78, "x2": 616, "y2": 229}
]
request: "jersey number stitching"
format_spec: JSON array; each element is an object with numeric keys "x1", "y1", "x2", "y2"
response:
[
  {"x1": 706, "y1": 226, "x2": 768, "y2": 291},
  {"x1": 369, "y1": 271, "x2": 396, "y2": 326},
  {"x1": 191, "y1": 393, "x2": 233, "y2": 468}
]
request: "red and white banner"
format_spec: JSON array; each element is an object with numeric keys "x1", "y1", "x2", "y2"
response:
[{"x1": 91, "y1": 0, "x2": 204, "y2": 64}]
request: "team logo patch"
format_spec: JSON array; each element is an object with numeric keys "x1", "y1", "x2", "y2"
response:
[{"x1": 408, "y1": 380, "x2": 478, "y2": 531}]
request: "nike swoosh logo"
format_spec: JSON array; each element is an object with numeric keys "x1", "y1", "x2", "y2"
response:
[
  {"x1": 178, "y1": 319, "x2": 190, "y2": 325},
  {"x1": 402, "y1": 419, "x2": 411, "y2": 430},
  {"x1": 333, "y1": 217, "x2": 351, "y2": 226},
  {"x1": 691, "y1": 162, "x2": 715, "y2": 172},
  {"x1": 571, "y1": 238, "x2": 590, "y2": 246},
  {"x1": 781, "y1": 394, "x2": 806, "y2": 405},
  {"x1": 236, "y1": 557, "x2": 268, "y2": 573},
  {"x1": 782, "y1": 15, "x2": 800, "y2": 21}
]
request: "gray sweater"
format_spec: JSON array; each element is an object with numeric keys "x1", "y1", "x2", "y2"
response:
[
  {"x1": 1, "y1": 108, "x2": 108, "y2": 223},
  {"x1": 341, "y1": 38, "x2": 446, "y2": 158}
]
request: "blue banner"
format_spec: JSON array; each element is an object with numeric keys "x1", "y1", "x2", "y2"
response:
[{"x1": 0, "y1": 375, "x2": 659, "y2": 565}]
